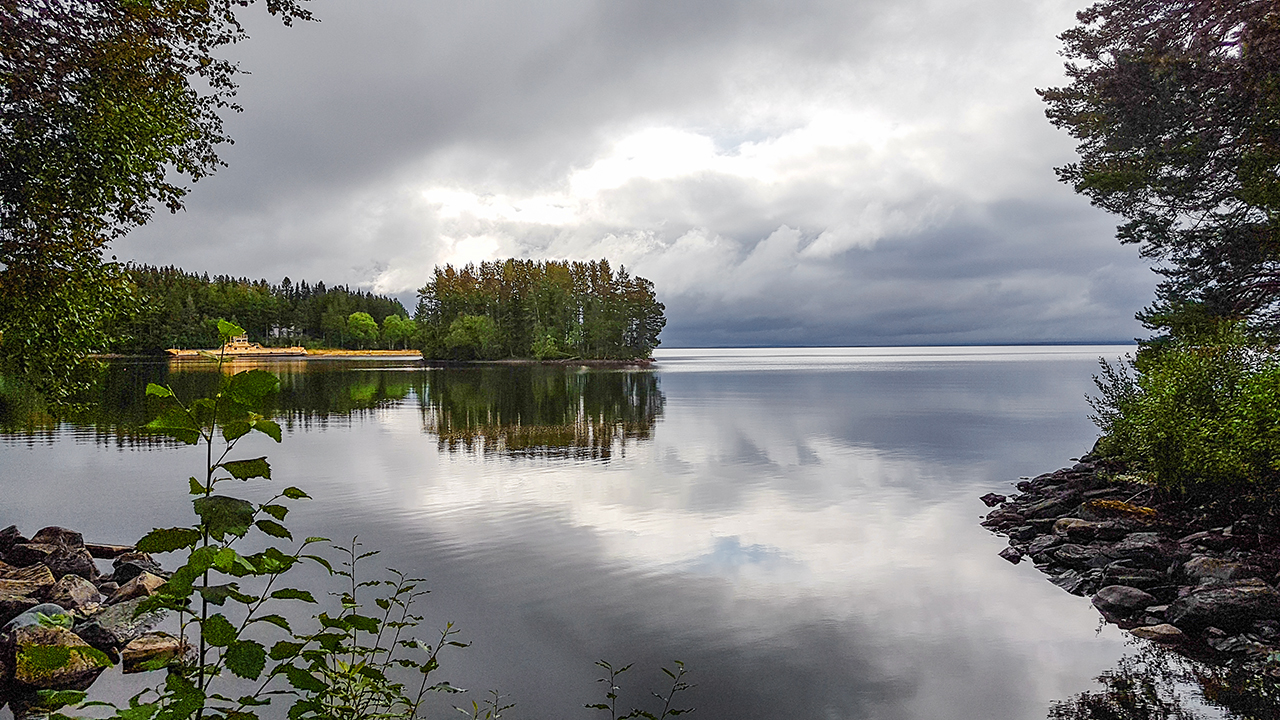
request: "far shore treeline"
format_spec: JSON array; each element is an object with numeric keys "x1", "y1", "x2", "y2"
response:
[{"x1": 107, "y1": 259, "x2": 666, "y2": 360}]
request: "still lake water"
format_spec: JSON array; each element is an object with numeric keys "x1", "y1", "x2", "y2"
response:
[{"x1": 1, "y1": 346, "x2": 1157, "y2": 719}]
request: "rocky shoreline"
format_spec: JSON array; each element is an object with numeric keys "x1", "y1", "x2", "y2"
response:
[
  {"x1": 981, "y1": 456, "x2": 1280, "y2": 668},
  {"x1": 0, "y1": 525, "x2": 181, "y2": 717}
]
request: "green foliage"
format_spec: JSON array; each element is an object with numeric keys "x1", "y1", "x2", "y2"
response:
[
  {"x1": 443, "y1": 315, "x2": 500, "y2": 360},
  {"x1": 346, "y1": 312, "x2": 380, "y2": 349},
  {"x1": 381, "y1": 315, "x2": 417, "y2": 350},
  {"x1": 416, "y1": 259, "x2": 666, "y2": 361},
  {"x1": 0, "y1": 0, "x2": 313, "y2": 397},
  {"x1": 111, "y1": 264, "x2": 408, "y2": 352},
  {"x1": 586, "y1": 660, "x2": 694, "y2": 720},
  {"x1": 1091, "y1": 326, "x2": 1280, "y2": 491},
  {"x1": 1039, "y1": 0, "x2": 1280, "y2": 334}
]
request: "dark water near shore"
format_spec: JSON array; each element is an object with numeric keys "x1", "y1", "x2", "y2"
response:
[{"x1": 3, "y1": 346, "x2": 1215, "y2": 719}]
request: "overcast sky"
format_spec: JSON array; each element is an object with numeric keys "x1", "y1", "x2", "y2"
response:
[{"x1": 115, "y1": 0, "x2": 1156, "y2": 347}]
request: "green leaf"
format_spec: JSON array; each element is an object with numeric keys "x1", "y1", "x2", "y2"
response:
[
  {"x1": 35, "y1": 689, "x2": 87, "y2": 711},
  {"x1": 345, "y1": 614, "x2": 380, "y2": 634},
  {"x1": 144, "y1": 406, "x2": 201, "y2": 445},
  {"x1": 218, "y1": 319, "x2": 247, "y2": 341},
  {"x1": 136, "y1": 527, "x2": 201, "y2": 554},
  {"x1": 219, "y1": 457, "x2": 271, "y2": 481},
  {"x1": 269, "y1": 588, "x2": 316, "y2": 603},
  {"x1": 144, "y1": 384, "x2": 173, "y2": 398},
  {"x1": 269, "y1": 641, "x2": 303, "y2": 661},
  {"x1": 251, "y1": 614, "x2": 291, "y2": 632},
  {"x1": 230, "y1": 369, "x2": 280, "y2": 404},
  {"x1": 189, "y1": 477, "x2": 206, "y2": 495},
  {"x1": 261, "y1": 504, "x2": 288, "y2": 521},
  {"x1": 194, "y1": 496, "x2": 256, "y2": 541},
  {"x1": 252, "y1": 418, "x2": 283, "y2": 443},
  {"x1": 255, "y1": 519, "x2": 291, "y2": 540},
  {"x1": 197, "y1": 583, "x2": 255, "y2": 606},
  {"x1": 202, "y1": 614, "x2": 237, "y2": 647},
  {"x1": 282, "y1": 487, "x2": 310, "y2": 500},
  {"x1": 282, "y1": 664, "x2": 327, "y2": 693},
  {"x1": 225, "y1": 639, "x2": 266, "y2": 680},
  {"x1": 222, "y1": 420, "x2": 252, "y2": 443}
]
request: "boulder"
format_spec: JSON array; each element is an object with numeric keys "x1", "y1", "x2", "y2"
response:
[
  {"x1": 1128, "y1": 623, "x2": 1185, "y2": 643},
  {"x1": 1020, "y1": 491, "x2": 1081, "y2": 519},
  {"x1": 1053, "y1": 518, "x2": 1101, "y2": 542},
  {"x1": 980, "y1": 493, "x2": 1007, "y2": 508},
  {"x1": 110, "y1": 552, "x2": 166, "y2": 584},
  {"x1": 998, "y1": 546, "x2": 1023, "y2": 564},
  {"x1": 6, "y1": 544, "x2": 96, "y2": 581},
  {"x1": 107, "y1": 572, "x2": 164, "y2": 605},
  {"x1": 121, "y1": 633, "x2": 186, "y2": 674},
  {"x1": 1166, "y1": 579, "x2": 1280, "y2": 632},
  {"x1": 1092, "y1": 585, "x2": 1157, "y2": 617},
  {"x1": 4, "y1": 604, "x2": 71, "y2": 633},
  {"x1": 1100, "y1": 564, "x2": 1167, "y2": 590},
  {"x1": 1181, "y1": 556, "x2": 1265, "y2": 584},
  {"x1": 7, "y1": 624, "x2": 111, "y2": 688},
  {"x1": 1102, "y1": 532, "x2": 1184, "y2": 570},
  {"x1": 1050, "y1": 570, "x2": 1086, "y2": 595},
  {"x1": 1052, "y1": 544, "x2": 1109, "y2": 570},
  {"x1": 0, "y1": 593, "x2": 41, "y2": 629},
  {"x1": 0, "y1": 526, "x2": 25, "y2": 554},
  {"x1": 0, "y1": 564, "x2": 55, "y2": 599},
  {"x1": 1026, "y1": 534, "x2": 1062, "y2": 560},
  {"x1": 74, "y1": 598, "x2": 163, "y2": 651},
  {"x1": 46, "y1": 575, "x2": 101, "y2": 612},
  {"x1": 29, "y1": 528, "x2": 84, "y2": 548}
]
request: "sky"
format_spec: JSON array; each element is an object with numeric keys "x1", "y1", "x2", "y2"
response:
[{"x1": 115, "y1": 0, "x2": 1158, "y2": 347}]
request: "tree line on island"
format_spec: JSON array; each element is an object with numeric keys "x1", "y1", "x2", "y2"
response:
[{"x1": 106, "y1": 259, "x2": 666, "y2": 360}]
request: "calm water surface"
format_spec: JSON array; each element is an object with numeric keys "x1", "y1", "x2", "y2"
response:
[{"x1": 2, "y1": 346, "x2": 1152, "y2": 719}]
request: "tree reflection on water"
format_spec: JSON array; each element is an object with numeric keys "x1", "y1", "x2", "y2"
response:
[
  {"x1": 1048, "y1": 642, "x2": 1280, "y2": 720},
  {"x1": 418, "y1": 366, "x2": 663, "y2": 459},
  {"x1": 0, "y1": 360, "x2": 665, "y2": 460}
]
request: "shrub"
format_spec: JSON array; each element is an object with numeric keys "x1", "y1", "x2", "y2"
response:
[{"x1": 1090, "y1": 327, "x2": 1280, "y2": 491}]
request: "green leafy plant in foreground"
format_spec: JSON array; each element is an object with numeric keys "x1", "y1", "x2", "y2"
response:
[
  {"x1": 41, "y1": 318, "x2": 694, "y2": 720},
  {"x1": 46, "y1": 319, "x2": 465, "y2": 720}
]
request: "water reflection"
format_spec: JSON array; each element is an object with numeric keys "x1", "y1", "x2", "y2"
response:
[
  {"x1": 1049, "y1": 642, "x2": 1279, "y2": 719},
  {"x1": 420, "y1": 366, "x2": 663, "y2": 459},
  {"x1": 0, "y1": 360, "x2": 664, "y2": 460}
]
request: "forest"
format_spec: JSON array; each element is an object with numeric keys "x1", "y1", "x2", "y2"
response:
[
  {"x1": 110, "y1": 265, "x2": 410, "y2": 352},
  {"x1": 415, "y1": 259, "x2": 667, "y2": 361}
]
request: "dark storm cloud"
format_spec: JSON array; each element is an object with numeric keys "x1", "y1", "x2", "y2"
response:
[{"x1": 116, "y1": 0, "x2": 1157, "y2": 345}]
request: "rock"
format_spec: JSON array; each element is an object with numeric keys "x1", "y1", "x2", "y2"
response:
[
  {"x1": 6, "y1": 544, "x2": 96, "y2": 581},
  {"x1": 95, "y1": 581, "x2": 119, "y2": 597},
  {"x1": 74, "y1": 598, "x2": 163, "y2": 651},
  {"x1": 0, "y1": 564, "x2": 56, "y2": 598},
  {"x1": 1100, "y1": 564, "x2": 1167, "y2": 590},
  {"x1": 1052, "y1": 544, "x2": 1109, "y2": 570},
  {"x1": 0, "y1": 593, "x2": 41, "y2": 629},
  {"x1": 29, "y1": 528, "x2": 83, "y2": 548},
  {"x1": 1008, "y1": 525, "x2": 1037, "y2": 541},
  {"x1": 998, "y1": 546, "x2": 1023, "y2": 564},
  {"x1": 1182, "y1": 556, "x2": 1265, "y2": 584},
  {"x1": 981, "y1": 510, "x2": 1025, "y2": 530},
  {"x1": 1092, "y1": 585, "x2": 1157, "y2": 616},
  {"x1": 4, "y1": 604, "x2": 72, "y2": 633},
  {"x1": 45, "y1": 576, "x2": 101, "y2": 612},
  {"x1": 121, "y1": 633, "x2": 186, "y2": 674},
  {"x1": 110, "y1": 552, "x2": 166, "y2": 584},
  {"x1": 1102, "y1": 532, "x2": 1184, "y2": 570},
  {"x1": 980, "y1": 493, "x2": 1007, "y2": 507},
  {"x1": 107, "y1": 573, "x2": 164, "y2": 605},
  {"x1": 1020, "y1": 491, "x2": 1081, "y2": 519},
  {"x1": 1206, "y1": 633, "x2": 1271, "y2": 655},
  {"x1": 8, "y1": 624, "x2": 111, "y2": 688},
  {"x1": 1050, "y1": 569, "x2": 1086, "y2": 595},
  {"x1": 1177, "y1": 530, "x2": 1235, "y2": 551},
  {"x1": 0, "y1": 525, "x2": 25, "y2": 554},
  {"x1": 1166, "y1": 580, "x2": 1280, "y2": 632},
  {"x1": 1128, "y1": 623, "x2": 1185, "y2": 643},
  {"x1": 1026, "y1": 534, "x2": 1062, "y2": 559},
  {"x1": 1053, "y1": 518, "x2": 1103, "y2": 542}
]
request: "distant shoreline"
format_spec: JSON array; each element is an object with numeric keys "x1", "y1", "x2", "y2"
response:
[{"x1": 91, "y1": 351, "x2": 653, "y2": 368}]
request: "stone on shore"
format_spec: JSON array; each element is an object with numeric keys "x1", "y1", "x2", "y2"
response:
[
  {"x1": 1092, "y1": 585, "x2": 1157, "y2": 617},
  {"x1": 74, "y1": 598, "x2": 163, "y2": 651},
  {"x1": 8, "y1": 624, "x2": 112, "y2": 688},
  {"x1": 46, "y1": 575, "x2": 102, "y2": 611},
  {"x1": 1128, "y1": 623, "x2": 1185, "y2": 643},
  {"x1": 1166, "y1": 580, "x2": 1280, "y2": 632},
  {"x1": 121, "y1": 633, "x2": 186, "y2": 674},
  {"x1": 107, "y1": 572, "x2": 165, "y2": 605}
]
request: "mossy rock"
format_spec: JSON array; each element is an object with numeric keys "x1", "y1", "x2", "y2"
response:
[{"x1": 10, "y1": 624, "x2": 112, "y2": 688}]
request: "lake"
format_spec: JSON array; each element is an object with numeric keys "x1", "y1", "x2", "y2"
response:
[{"x1": 2, "y1": 346, "x2": 1187, "y2": 719}]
